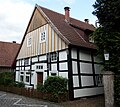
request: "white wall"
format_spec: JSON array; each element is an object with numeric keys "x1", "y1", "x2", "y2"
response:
[
  {"x1": 73, "y1": 76, "x2": 79, "y2": 87},
  {"x1": 25, "y1": 66, "x2": 30, "y2": 70},
  {"x1": 16, "y1": 67, "x2": 19, "y2": 70},
  {"x1": 94, "y1": 64, "x2": 103, "y2": 74},
  {"x1": 32, "y1": 57, "x2": 38, "y2": 62},
  {"x1": 59, "y1": 72, "x2": 68, "y2": 79},
  {"x1": 59, "y1": 62, "x2": 68, "y2": 70},
  {"x1": 81, "y1": 76, "x2": 94, "y2": 87},
  {"x1": 71, "y1": 49, "x2": 77, "y2": 59},
  {"x1": 43, "y1": 72, "x2": 47, "y2": 84},
  {"x1": 15, "y1": 71, "x2": 19, "y2": 81},
  {"x1": 31, "y1": 72, "x2": 35, "y2": 84},
  {"x1": 51, "y1": 63, "x2": 57, "y2": 71},
  {"x1": 70, "y1": 48, "x2": 104, "y2": 99},
  {"x1": 79, "y1": 50, "x2": 91, "y2": 61},
  {"x1": 80, "y1": 62, "x2": 93, "y2": 74},
  {"x1": 16, "y1": 60, "x2": 19, "y2": 66},
  {"x1": 74, "y1": 87, "x2": 104, "y2": 98},
  {"x1": 39, "y1": 55, "x2": 47, "y2": 61},
  {"x1": 72, "y1": 61, "x2": 78, "y2": 74},
  {"x1": 59, "y1": 50, "x2": 67, "y2": 61}
]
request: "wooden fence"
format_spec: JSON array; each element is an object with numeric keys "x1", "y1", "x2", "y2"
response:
[{"x1": 0, "y1": 85, "x2": 68, "y2": 102}]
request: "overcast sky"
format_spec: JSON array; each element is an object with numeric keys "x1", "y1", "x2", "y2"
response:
[{"x1": 0, "y1": 0, "x2": 96, "y2": 43}]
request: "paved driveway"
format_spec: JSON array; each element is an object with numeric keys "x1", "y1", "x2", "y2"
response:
[{"x1": 0, "y1": 91, "x2": 63, "y2": 107}]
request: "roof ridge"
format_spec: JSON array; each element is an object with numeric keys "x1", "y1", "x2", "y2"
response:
[
  {"x1": 36, "y1": 4, "x2": 94, "y2": 27},
  {"x1": 37, "y1": 5, "x2": 64, "y2": 17},
  {"x1": 0, "y1": 41, "x2": 20, "y2": 45}
]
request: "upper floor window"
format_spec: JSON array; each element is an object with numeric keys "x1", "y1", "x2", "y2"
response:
[
  {"x1": 26, "y1": 76, "x2": 30, "y2": 83},
  {"x1": 40, "y1": 31, "x2": 46, "y2": 43},
  {"x1": 89, "y1": 36, "x2": 94, "y2": 43},
  {"x1": 27, "y1": 36, "x2": 32, "y2": 47},
  {"x1": 24, "y1": 58, "x2": 29, "y2": 66},
  {"x1": 51, "y1": 52, "x2": 57, "y2": 61}
]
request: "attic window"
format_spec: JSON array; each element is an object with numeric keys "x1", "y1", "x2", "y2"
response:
[
  {"x1": 27, "y1": 36, "x2": 32, "y2": 47},
  {"x1": 89, "y1": 36, "x2": 94, "y2": 43},
  {"x1": 40, "y1": 31, "x2": 46, "y2": 43}
]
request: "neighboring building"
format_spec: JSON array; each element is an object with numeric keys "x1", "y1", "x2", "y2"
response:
[
  {"x1": 15, "y1": 4, "x2": 103, "y2": 100},
  {"x1": 0, "y1": 41, "x2": 20, "y2": 72}
]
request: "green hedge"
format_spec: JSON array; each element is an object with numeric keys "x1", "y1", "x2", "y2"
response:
[
  {"x1": 14, "y1": 81, "x2": 25, "y2": 88},
  {"x1": 0, "y1": 72, "x2": 25, "y2": 88},
  {"x1": 0, "y1": 72, "x2": 14, "y2": 86},
  {"x1": 37, "y1": 76, "x2": 68, "y2": 102},
  {"x1": 114, "y1": 75, "x2": 120, "y2": 106}
]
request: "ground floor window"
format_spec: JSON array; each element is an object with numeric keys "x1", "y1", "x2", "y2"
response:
[
  {"x1": 51, "y1": 73, "x2": 57, "y2": 76},
  {"x1": 26, "y1": 76, "x2": 30, "y2": 83},
  {"x1": 20, "y1": 75, "x2": 24, "y2": 82}
]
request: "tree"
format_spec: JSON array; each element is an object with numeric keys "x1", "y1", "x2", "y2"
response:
[
  {"x1": 92, "y1": 0, "x2": 120, "y2": 105},
  {"x1": 93, "y1": 0, "x2": 120, "y2": 32},
  {"x1": 92, "y1": 0, "x2": 120, "y2": 73}
]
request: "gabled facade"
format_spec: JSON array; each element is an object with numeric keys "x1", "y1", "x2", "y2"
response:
[
  {"x1": 15, "y1": 4, "x2": 103, "y2": 100},
  {"x1": 0, "y1": 41, "x2": 20, "y2": 72}
]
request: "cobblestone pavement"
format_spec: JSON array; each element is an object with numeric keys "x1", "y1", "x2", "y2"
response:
[{"x1": 0, "y1": 91, "x2": 63, "y2": 107}]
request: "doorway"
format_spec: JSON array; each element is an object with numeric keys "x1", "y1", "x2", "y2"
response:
[{"x1": 37, "y1": 72, "x2": 43, "y2": 84}]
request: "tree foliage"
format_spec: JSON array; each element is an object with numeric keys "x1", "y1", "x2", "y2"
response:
[
  {"x1": 92, "y1": 28, "x2": 120, "y2": 72},
  {"x1": 93, "y1": 0, "x2": 120, "y2": 32},
  {"x1": 92, "y1": 0, "x2": 120, "y2": 105},
  {"x1": 92, "y1": 0, "x2": 120, "y2": 73}
]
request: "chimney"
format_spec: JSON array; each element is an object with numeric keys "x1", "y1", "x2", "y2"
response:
[
  {"x1": 84, "y1": 19, "x2": 89, "y2": 24},
  {"x1": 12, "y1": 41, "x2": 16, "y2": 43},
  {"x1": 64, "y1": 7, "x2": 70, "y2": 22}
]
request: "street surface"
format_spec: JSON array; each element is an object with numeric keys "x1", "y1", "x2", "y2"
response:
[{"x1": 0, "y1": 91, "x2": 63, "y2": 107}]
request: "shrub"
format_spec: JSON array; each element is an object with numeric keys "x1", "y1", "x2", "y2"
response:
[
  {"x1": 14, "y1": 82, "x2": 25, "y2": 88},
  {"x1": 0, "y1": 72, "x2": 14, "y2": 86},
  {"x1": 37, "y1": 76, "x2": 68, "y2": 102},
  {"x1": 43, "y1": 76, "x2": 68, "y2": 95},
  {"x1": 37, "y1": 83, "x2": 44, "y2": 92},
  {"x1": 114, "y1": 75, "x2": 120, "y2": 106}
]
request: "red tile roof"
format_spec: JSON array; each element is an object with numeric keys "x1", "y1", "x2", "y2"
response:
[
  {"x1": 37, "y1": 5, "x2": 96, "y2": 49},
  {"x1": 0, "y1": 41, "x2": 20, "y2": 67}
]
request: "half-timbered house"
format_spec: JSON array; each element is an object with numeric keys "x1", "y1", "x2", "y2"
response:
[{"x1": 15, "y1": 4, "x2": 103, "y2": 100}]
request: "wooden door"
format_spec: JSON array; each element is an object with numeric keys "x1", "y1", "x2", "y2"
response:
[{"x1": 37, "y1": 72, "x2": 43, "y2": 84}]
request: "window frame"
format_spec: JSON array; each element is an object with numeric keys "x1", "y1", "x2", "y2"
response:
[
  {"x1": 40, "y1": 31, "x2": 46, "y2": 43},
  {"x1": 20, "y1": 72, "x2": 24, "y2": 82},
  {"x1": 36, "y1": 65, "x2": 43, "y2": 70},
  {"x1": 25, "y1": 75, "x2": 30, "y2": 83},
  {"x1": 89, "y1": 36, "x2": 94, "y2": 43},
  {"x1": 51, "y1": 52, "x2": 57, "y2": 62},
  {"x1": 27, "y1": 36, "x2": 32, "y2": 47},
  {"x1": 20, "y1": 75, "x2": 24, "y2": 82}
]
